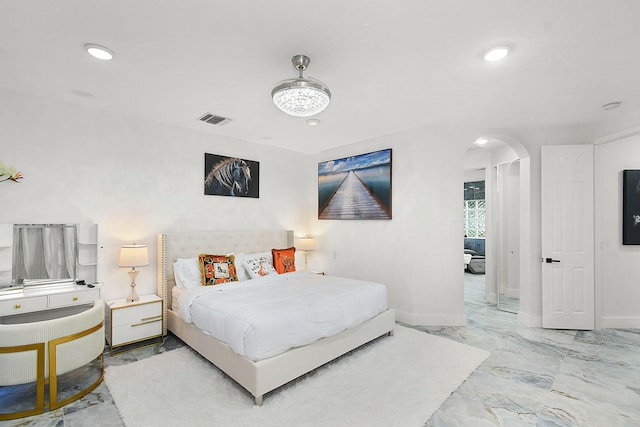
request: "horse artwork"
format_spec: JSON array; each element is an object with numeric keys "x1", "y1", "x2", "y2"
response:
[{"x1": 204, "y1": 153, "x2": 259, "y2": 198}]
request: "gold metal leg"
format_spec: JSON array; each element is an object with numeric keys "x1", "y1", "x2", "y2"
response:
[
  {"x1": 0, "y1": 343, "x2": 45, "y2": 421},
  {"x1": 48, "y1": 321, "x2": 104, "y2": 410}
]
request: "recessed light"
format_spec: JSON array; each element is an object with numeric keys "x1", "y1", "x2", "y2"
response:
[
  {"x1": 475, "y1": 137, "x2": 488, "y2": 146},
  {"x1": 482, "y1": 45, "x2": 510, "y2": 62},
  {"x1": 602, "y1": 101, "x2": 622, "y2": 111},
  {"x1": 306, "y1": 119, "x2": 321, "y2": 126},
  {"x1": 84, "y1": 43, "x2": 114, "y2": 60}
]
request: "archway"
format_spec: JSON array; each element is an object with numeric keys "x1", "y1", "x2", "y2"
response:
[{"x1": 463, "y1": 135, "x2": 531, "y2": 320}]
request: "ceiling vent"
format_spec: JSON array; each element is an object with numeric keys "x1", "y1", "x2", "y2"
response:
[{"x1": 197, "y1": 113, "x2": 232, "y2": 126}]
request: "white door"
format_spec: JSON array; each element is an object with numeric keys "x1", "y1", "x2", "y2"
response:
[{"x1": 541, "y1": 145, "x2": 594, "y2": 329}]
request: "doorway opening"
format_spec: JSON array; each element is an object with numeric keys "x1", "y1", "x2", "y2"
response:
[{"x1": 463, "y1": 136, "x2": 531, "y2": 319}]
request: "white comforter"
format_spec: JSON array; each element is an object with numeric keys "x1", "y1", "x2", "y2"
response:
[{"x1": 173, "y1": 271, "x2": 388, "y2": 361}]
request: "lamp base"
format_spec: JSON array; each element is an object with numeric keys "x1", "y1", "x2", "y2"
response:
[
  {"x1": 126, "y1": 284, "x2": 139, "y2": 303},
  {"x1": 126, "y1": 268, "x2": 140, "y2": 303}
]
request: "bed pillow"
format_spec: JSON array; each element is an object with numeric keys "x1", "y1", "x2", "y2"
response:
[
  {"x1": 175, "y1": 257, "x2": 202, "y2": 289},
  {"x1": 243, "y1": 251, "x2": 278, "y2": 279},
  {"x1": 232, "y1": 252, "x2": 251, "y2": 281},
  {"x1": 199, "y1": 254, "x2": 239, "y2": 285},
  {"x1": 173, "y1": 262, "x2": 186, "y2": 289},
  {"x1": 272, "y1": 247, "x2": 296, "y2": 274}
]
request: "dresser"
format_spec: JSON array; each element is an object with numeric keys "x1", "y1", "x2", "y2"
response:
[{"x1": 0, "y1": 283, "x2": 102, "y2": 322}]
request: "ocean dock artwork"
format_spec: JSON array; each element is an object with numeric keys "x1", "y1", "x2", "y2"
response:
[{"x1": 318, "y1": 149, "x2": 392, "y2": 220}]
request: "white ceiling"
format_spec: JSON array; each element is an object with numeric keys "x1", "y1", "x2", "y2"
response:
[{"x1": 2, "y1": 1, "x2": 639, "y2": 154}]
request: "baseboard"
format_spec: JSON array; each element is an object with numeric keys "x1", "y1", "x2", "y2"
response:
[
  {"x1": 600, "y1": 316, "x2": 640, "y2": 329},
  {"x1": 395, "y1": 309, "x2": 466, "y2": 327},
  {"x1": 486, "y1": 291, "x2": 497, "y2": 304}
]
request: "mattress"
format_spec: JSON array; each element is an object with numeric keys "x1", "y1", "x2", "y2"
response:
[{"x1": 171, "y1": 271, "x2": 388, "y2": 361}]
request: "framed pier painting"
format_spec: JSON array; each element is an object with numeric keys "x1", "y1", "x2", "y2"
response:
[{"x1": 318, "y1": 148, "x2": 392, "y2": 220}]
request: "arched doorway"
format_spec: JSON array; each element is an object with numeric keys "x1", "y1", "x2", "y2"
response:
[{"x1": 463, "y1": 135, "x2": 531, "y2": 319}]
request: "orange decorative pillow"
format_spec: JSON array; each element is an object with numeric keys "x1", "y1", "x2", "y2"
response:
[
  {"x1": 272, "y1": 247, "x2": 296, "y2": 274},
  {"x1": 198, "y1": 254, "x2": 238, "y2": 285}
]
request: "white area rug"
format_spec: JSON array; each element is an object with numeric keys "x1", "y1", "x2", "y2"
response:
[{"x1": 105, "y1": 326, "x2": 489, "y2": 427}]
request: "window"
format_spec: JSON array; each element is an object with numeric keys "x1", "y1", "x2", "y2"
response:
[{"x1": 464, "y1": 181, "x2": 485, "y2": 238}]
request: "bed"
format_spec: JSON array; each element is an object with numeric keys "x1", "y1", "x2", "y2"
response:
[{"x1": 157, "y1": 229, "x2": 395, "y2": 405}]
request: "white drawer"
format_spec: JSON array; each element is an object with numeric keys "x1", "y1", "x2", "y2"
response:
[
  {"x1": 111, "y1": 318, "x2": 162, "y2": 346},
  {"x1": 0, "y1": 295, "x2": 48, "y2": 316},
  {"x1": 111, "y1": 300, "x2": 161, "y2": 327},
  {"x1": 49, "y1": 289, "x2": 100, "y2": 308}
]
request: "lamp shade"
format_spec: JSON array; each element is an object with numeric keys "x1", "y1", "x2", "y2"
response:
[
  {"x1": 118, "y1": 245, "x2": 149, "y2": 267},
  {"x1": 296, "y1": 236, "x2": 315, "y2": 252}
]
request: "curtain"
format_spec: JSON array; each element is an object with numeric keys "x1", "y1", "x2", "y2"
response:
[
  {"x1": 20, "y1": 227, "x2": 47, "y2": 279},
  {"x1": 43, "y1": 226, "x2": 68, "y2": 279},
  {"x1": 63, "y1": 225, "x2": 77, "y2": 279},
  {"x1": 16, "y1": 225, "x2": 77, "y2": 283}
]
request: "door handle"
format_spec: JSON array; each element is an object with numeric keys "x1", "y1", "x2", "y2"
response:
[{"x1": 544, "y1": 258, "x2": 560, "y2": 263}]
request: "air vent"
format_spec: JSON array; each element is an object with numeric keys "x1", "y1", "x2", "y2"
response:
[{"x1": 197, "y1": 113, "x2": 232, "y2": 126}]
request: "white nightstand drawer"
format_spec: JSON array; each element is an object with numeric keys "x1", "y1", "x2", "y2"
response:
[
  {"x1": 111, "y1": 300, "x2": 162, "y2": 327},
  {"x1": 107, "y1": 295, "x2": 163, "y2": 352},
  {"x1": 0, "y1": 295, "x2": 48, "y2": 316},
  {"x1": 111, "y1": 317, "x2": 162, "y2": 346},
  {"x1": 49, "y1": 288, "x2": 100, "y2": 308}
]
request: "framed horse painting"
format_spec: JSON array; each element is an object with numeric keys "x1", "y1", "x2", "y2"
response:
[{"x1": 204, "y1": 153, "x2": 259, "y2": 198}]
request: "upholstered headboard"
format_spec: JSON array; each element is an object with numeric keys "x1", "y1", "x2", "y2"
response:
[{"x1": 157, "y1": 230, "x2": 293, "y2": 335}]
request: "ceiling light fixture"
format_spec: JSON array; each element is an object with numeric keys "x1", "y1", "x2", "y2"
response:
[
  {"x1": 483, "y1": 45, "x2": 510, "y2": 62},
  {"x1": 84, "y1": 43, "x2": 114, "y2": 60},
  {"x1": 272, "y1": 55, "x2": 331, "y2": 117},
  {"x1": 306, "y1": 119, "x2": 321, "y2": 126},
  {"x1": 475, "y1": 137, "x2": 489, "y2": 146}
]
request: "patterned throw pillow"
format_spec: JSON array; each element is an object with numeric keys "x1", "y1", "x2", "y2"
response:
[
  {"x1": 272, "y1": 247, "x2": 296, "y2": 274},
  {"x1": 198, "y1": 254, "x2": 239, "y2": 285},
  {"x1": 243, "y1": 252, "x2": 278, "y2": 279}
]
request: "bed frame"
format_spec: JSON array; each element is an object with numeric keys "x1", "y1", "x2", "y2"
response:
[{"x1": 157, "y1": 229, "x2": 395, "y2": 405}]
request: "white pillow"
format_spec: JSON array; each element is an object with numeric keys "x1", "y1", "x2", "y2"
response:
[
  {"x1": 233, "y1": 253, "x2": 250, "y2": 281},
  {"x1": 176, "y1": 257, "x2": 202, "y2": 289},
  {"x1": 243, "y1": 251, "x2": 278, "y2": 279},
  {"x1": 173, "y1": 262, "x2": 186, "y2": 289}
]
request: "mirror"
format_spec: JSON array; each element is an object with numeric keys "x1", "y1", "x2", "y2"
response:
[
  {"x1": 10, "y1": 224, "x2": 78, "y2": 288},
  {"x1": 496, "y1": 161, "x2": 520, "y2": 314}
]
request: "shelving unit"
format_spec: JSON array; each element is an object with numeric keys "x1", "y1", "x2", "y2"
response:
[
  {"x1": 0, "y1": 223, "x2": 13, "y2": 286},
  {"x1": 78, "y1": 223, "x2": 99, "y2": 284}
]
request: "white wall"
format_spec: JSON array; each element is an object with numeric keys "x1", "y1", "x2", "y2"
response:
[
  {"x1": 311, "y1": 128, "x2": 466, "y2": 326},
  {"x1": 309, "y1": 126, "x2": 594, "y2": 327},
  {"x1": 3, "y1": 87, "x2": 637, "y2": 328},
  {"x1": 595, "y1": 132, "x2": 640, "y2": 328},
  {"x1": 0, "y1": 88, "x2": 312, "y2": 300}
]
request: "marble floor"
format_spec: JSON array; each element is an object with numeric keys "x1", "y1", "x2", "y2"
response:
[
  {"x1": 2, "y1": 275, "x2": 639, "y2": 426},
  {"x1": 422, "y1": 273, "x2": 640, "y2": 426}
]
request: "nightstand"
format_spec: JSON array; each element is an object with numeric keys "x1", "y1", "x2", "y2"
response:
[{"x1": 106, "y1": 294, "x2": 163, "y2": 354}]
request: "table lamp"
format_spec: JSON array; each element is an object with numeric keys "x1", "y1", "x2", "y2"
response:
[
  {"x1": 118, "y1": 244, "x2": 149, "y2": 303},
  {"x1": 296, "y1": 236, "x2": 315, "y2": 271}
]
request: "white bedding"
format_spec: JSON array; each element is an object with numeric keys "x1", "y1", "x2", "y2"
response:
[{"x1": 171, "y1": 271, "x2": 388, "y2": 361}]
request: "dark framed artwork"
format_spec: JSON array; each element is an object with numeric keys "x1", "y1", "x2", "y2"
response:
[
  {"x1": 204, "y1": 153, "x2": 259, "y2": 198},
  {"x1": 318, "y1": 148, "x2": 392, "y2": 220},
  {"x1": 623, "y1": 169, "x2": 640, "y2": 244}
]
